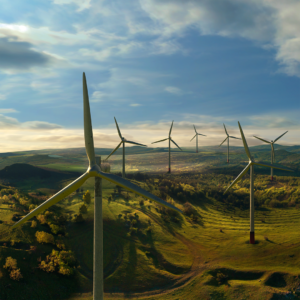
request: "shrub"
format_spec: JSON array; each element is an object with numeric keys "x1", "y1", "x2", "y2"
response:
[
  {"x1": 83, "y1": 190, "x2": 91, "y2": 205},
  {"x1": 31, "y1": 220, "x2": 37, "y2": 228},
  {"x1": 74, "y1": 213, "x2": 84, "y2": 223},
  {"x1": 50, "y1": 224, "x2": 63, "y2": 235},
  {"x1": 9, "y1": 268, "x2": 23, "y2": 281},
  {"x1": 36, "y1": 214, "x2": 47, "y2": 224},
  {"x1": 139, "y1": 199, "x2": 144, "y2": 206},
  {"x1": 183, "y1": 202, "x2": 197, "y2": 216},
  {"x1": 3, "y1": 257, "x2": 17, "y2": 270},
  {"x1": 79, "y1": 204, "x2": 87, "y2": 214},
  {"x1": 35, "y1": 231, "x2": 55, "y2": 244},
  {"x1": 216, "y1": 272, "x2": 228, "y2": 285},
  {"x1": 58, "y1": 265, "x2": 74, "y2": 276}
]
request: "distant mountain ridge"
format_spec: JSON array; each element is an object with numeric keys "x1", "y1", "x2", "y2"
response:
[{"x1": 0, "y1": 163, "x2": 75, "y2": 180}]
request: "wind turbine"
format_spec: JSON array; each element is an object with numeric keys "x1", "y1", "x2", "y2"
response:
[
  {"x1": 253, "y1": 131, "x2": 288, "y2": 181},
  {"x1": 11, "y1": 73, "x2": 182, "y2": 300},
  {"x1": 219, "y1": 123, "x2": 241, "y2": 163},
  {"x1": 152, "y1": 121, "x2": 182, "y2": 173},
  {"x1": 224, "y1": 122, "x2": 293, "y2": 244},
  {"x1": 190, "y1": 125, "x2": 206, "y2": 153},
  {"x1": 104, "y1": 117, "x2": 146, "y2": 178}
]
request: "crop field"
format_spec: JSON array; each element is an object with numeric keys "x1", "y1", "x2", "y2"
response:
[{"x1": 0, "y1": 147, "x2": 299, "y2": 299}]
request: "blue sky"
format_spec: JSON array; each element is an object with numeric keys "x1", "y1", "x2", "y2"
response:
[{"x1": 0, "y1": 0, "x2": 299, "y2": 152}]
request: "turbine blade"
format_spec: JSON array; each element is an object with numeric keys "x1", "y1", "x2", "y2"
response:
[
  {"x1": 125, "y1": 140, "x2": 147, "y2": 147},
  {"x1": 274, "y1": 131, "x2": 288, "y2": 143},
  {"x1": 12, "y1": 172, "x2": 91, "y2": 229},
  {"x1": 104, "y1": 141, "x2": 123, "y2": 160},
  {"x1": 171, "y1": 139, "x2": 182, "y2": 151},
  {"x1": 114, "y1": 117, "x2": 123, "y2": 139},
  {"x1": 152, "y1": 138, "x2": 168, "y2": 144},
  {"x1": 198, "y1": 133, "x2": 206, "y2": 136},
  {"x1": 238, "y1": 121, "x2": 252, "y2": 161},
  {"x1": 253, "y1": 136, "x2": 270, "y2": 144},
  {"x1": 223, "y1": 123, "x2": 229, "y2": 136},
  {"x1": 83, "y1": 72, "x2": 96, "y2": 166},
  {"x1": 219, "y1": 137, "x2": 228, "y2": 147},
  {"x1": 224, "y1": 163, "x2": 251, "y2": 194},
  {"x1": 169, "y1": 121, "x2": 174, "y2": 137},
  {"x1": 190, "y1": 134, "x2": 196, "y2": 142},
  {"x1": 229, "y1": 136, "x2": 241, "y2": 140},
  {"x1": 252, "y1": 161, "x2": 293, "y2": 172},
  {"x1": 96, "y1": 171, "x2": 182, "y2": 213},
  {"x1": 193, "y1": 125, "x2": 197, "y2": 134}
]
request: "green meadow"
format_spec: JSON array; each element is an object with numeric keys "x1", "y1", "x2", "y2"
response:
[{"x1": 0, "y1": 147, "x2": 299, "y2": 299}]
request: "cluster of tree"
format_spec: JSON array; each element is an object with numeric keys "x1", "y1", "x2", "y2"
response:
[
  {"x1": 3, "y1": 257, "x2": 23, "y2": 281},
  {"x1": 38, "y1": 249, "x2": 78, "y2": 276},
  {"x1": 35, "y1": 210, "x2": 68, "y2": 235}
]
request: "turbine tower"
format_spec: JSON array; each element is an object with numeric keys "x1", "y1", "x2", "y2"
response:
[
  {"x1": 11, "y1": 73, "x2": 182, "y2": 300},
  {"x1": 190, "y1": 125, "x2": 206, "y2": 153},
  {"x1": 219, "y1": 123, "x2": 241, "y2": 163},
  {"x1": 224, "y1": 122, "x2": 293, "y2": 244},
  {"x1": 104, "y1": 117, "x2": 146, "y2": 178},
  {"x1": 253, "y1": 131, "x2": 288, "y2": 181},
  {"x1": 152, "y1": 121, "x2": 182, "y2": 173}
]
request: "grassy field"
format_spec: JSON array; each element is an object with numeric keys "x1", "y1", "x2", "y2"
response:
[{"x1": 0, "y1": 147, "x2": 299, "y2": 299}]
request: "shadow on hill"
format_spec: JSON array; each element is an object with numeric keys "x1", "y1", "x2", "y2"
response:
[
  {"x1": 205, "y1": 268, "x2": 265, "y2": 286},
  {"x1": 265, "y1": 272, "x2": 291, "y2": 287}
]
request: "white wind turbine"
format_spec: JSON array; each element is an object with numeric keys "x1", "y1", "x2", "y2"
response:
[
  {"x1": 219, "y1": 123, "x2": 241, "y2": 163},
  {"x1": 224, "y1": 122, "x2": 293, "y2": 244},
  {"x1": 104, "y1": 117, "x2": 146, "y2": 178},
  {"x1": 11, "y1": 73, "x2": 182, "y2": 300},
  {"x1": 253, "y1": 131, "x2": 288, "y2": 181},
  {"x1": 152, "y1": 121, "x2": 182, "y2": 173},
  {"x1": 190, "y1": 125, "x2": 206, "y2": 153}
]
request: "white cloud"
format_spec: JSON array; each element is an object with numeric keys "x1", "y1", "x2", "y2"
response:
[
  {"x1": 0, "y1": 109, "x2": 18, "y2": 113},
  {"x1": 90, "y1": 91, "x2": 107, "y2": 102},
  {"x1": 52, "y1": 0, "x2": 92, "y2": 12},
  {"x1": 130, "y1": 103, "x2": 141, "y2": 107},
  {"x1": 0, "y1": 114, "x2": 62, "y2": 130},
  {"x1": 164, "y1": 86, "x2": 183, "y2": 95}
]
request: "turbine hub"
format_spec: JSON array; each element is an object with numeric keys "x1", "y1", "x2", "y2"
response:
[{"x1": 88, "y1": 164, "x2": 101, "y2": 175}]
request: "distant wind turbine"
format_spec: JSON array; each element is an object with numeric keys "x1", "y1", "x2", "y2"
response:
[
  {"x1": 224, "y1": 122, "x2": 293, "y2": 244},
  {"x1": 152, "y1": 121, "x2": 182, "y2": 173},
  {"x1": 253, "y1": 131, "x2": 288, "y2": 181},
  {"x1": 219, "y1": 123, "x2": 241, "y2": 163},
  {"x1": 190, "y1": 125, "x2": 206, "y2": 153},
  {"x1": 104, "y1": 117, "x2": 146, "y2": 178},
  {"x1": 11, "y1": 73, "x2": 182, "y2": 300}
]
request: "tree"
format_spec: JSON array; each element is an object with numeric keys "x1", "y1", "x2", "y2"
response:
[
  {"x1": 79, "y1": 204, "x2": 87, "y2": 214},
  {"x1": 50, "y1": 224, "x2": 63, "y2": 235},
  {"x1": 83, "y1": 190, "x2": 91, "y2": 205},
  {"x1": 35, "y1": 231, "x2": 55, "y2": 244},
  {"x1": 3, "y1": 257, "x2": 17, "y2": 270},
  {"x1": 9, "y1": 268, "x2": 23, "y2": 281},
  {"x1": 31, "y1": 220, "x2": 37, "y2": 228},
  {"x1": 73, "y1": 213, "x2": 84, "y2": 223},
  {"x1": 36, "y1": 214, "x2": 47, "y2": 224}
]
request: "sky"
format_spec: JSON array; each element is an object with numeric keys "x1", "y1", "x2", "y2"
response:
[{"x1": 0, "y1": 0, "x2": 299, "y2": 152}]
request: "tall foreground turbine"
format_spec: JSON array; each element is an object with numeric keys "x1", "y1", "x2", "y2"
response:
[
  {"x1": 11, "y1": 73, "x2": 182, "y2": 300},
  {"x1": 104, "y1": 117, "x2": 146, "y2": 178},
  {"x1": 190, "y1": 125, "x2": 206, "y2": 153},
  {"x1": 224, "y1": 122, "x2": 293, "y2": 244},
  {"x1": 219, "y1": 123, "x2": 241, "y2": 163},
  {"x1": 253, "y1": 131, "x2": 288, "y2": 181},
  {"x1": 152, "y1": 121, "x2": 182, "y2": 173}
]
